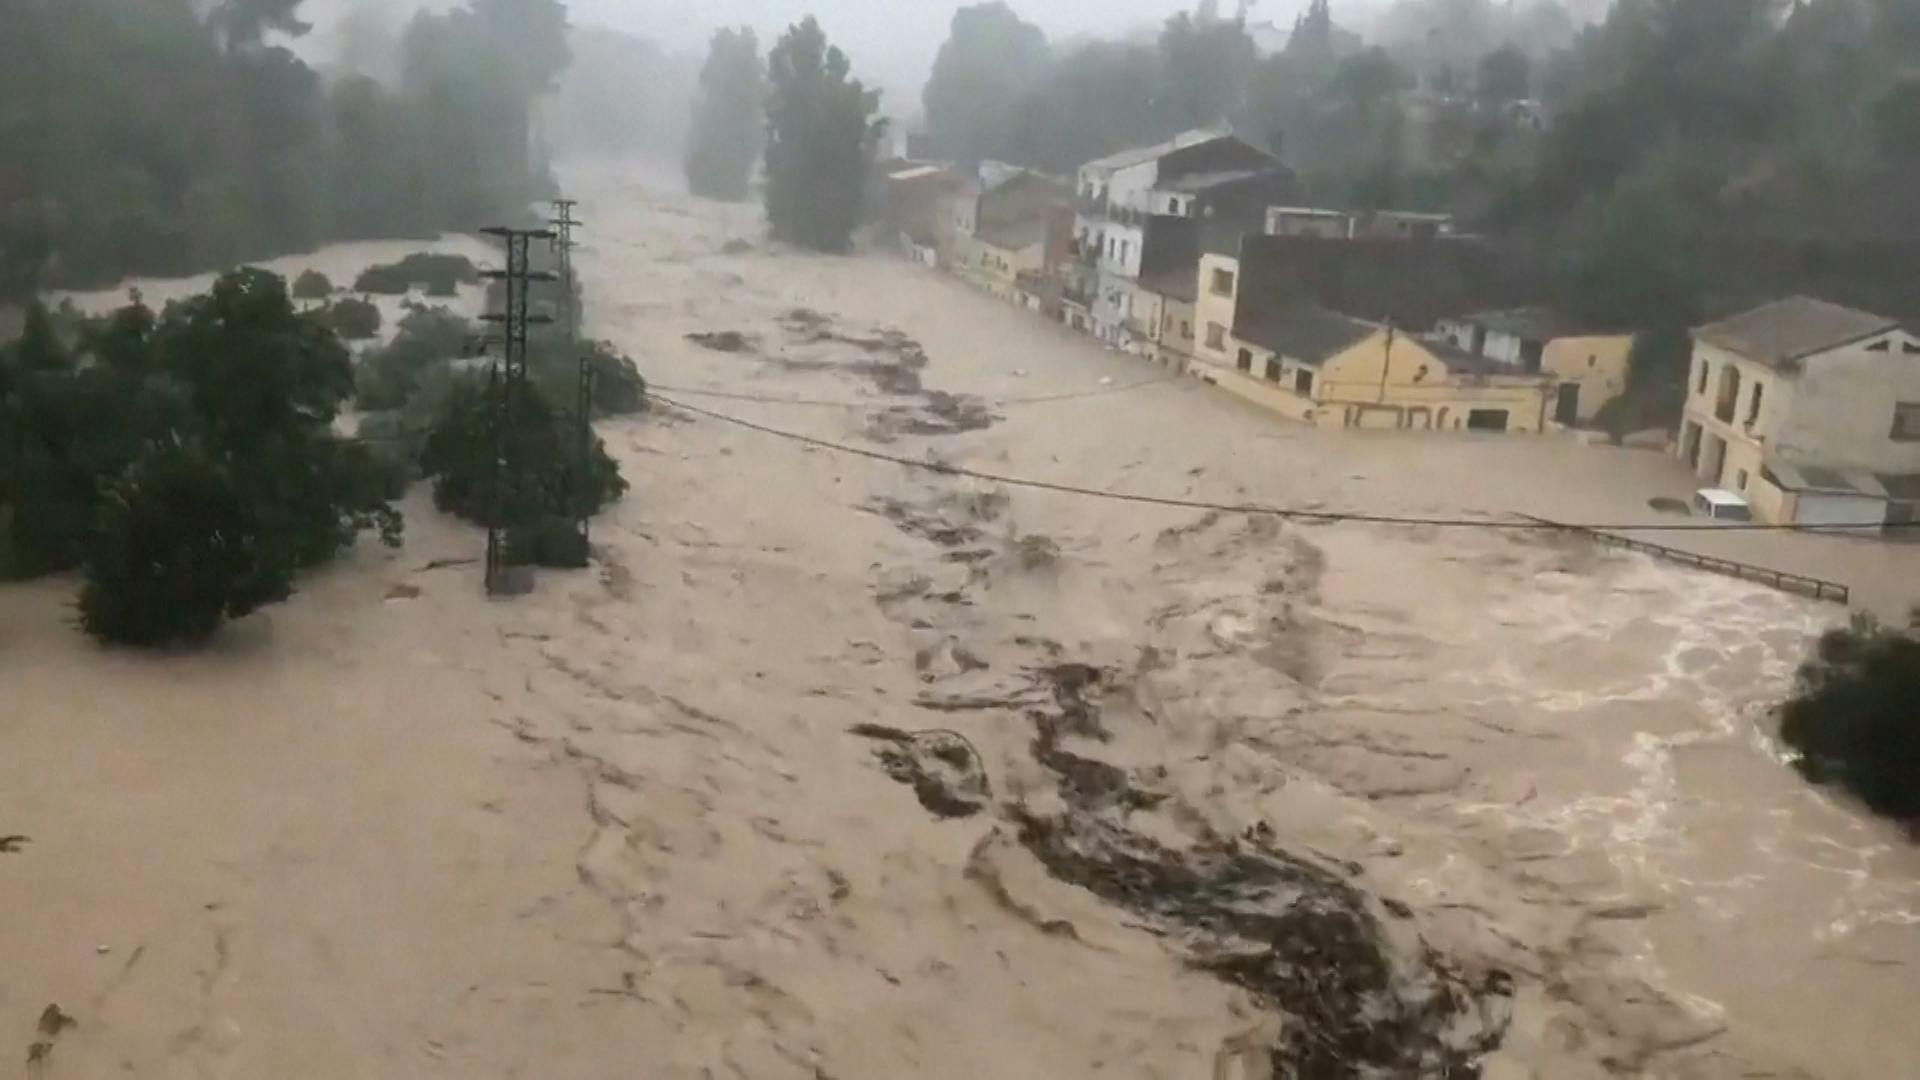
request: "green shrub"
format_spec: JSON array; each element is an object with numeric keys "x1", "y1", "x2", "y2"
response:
[
  {"x1": 353, "y1": 253, "x2": 480, "y2": 296},
  {"x1": 355, "y1": 306, "x2": 473, "y2": 411},
  {"x1": 78, "y1": 442, "x2": 291, "y2": 647},
  {"x1": 419, "y1": 376, "x2": 626, "y2": 566},
  {"x1": 320, "y1": 297, "x2": 382, "y2": 340},
  {"x1": 291, "y1": 269, "x2": 334, "y2": 300},
  {"x1": 1779, "y1": 617, "x2": 1920, "y2": 822},
  {"x1": 505, "y1": 515, "x2": 590, "y2": 568},
  {"x1": 529, "y1": 338, "x2": 648, "y2": 418}
]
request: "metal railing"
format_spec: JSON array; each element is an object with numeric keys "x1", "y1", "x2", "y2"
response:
[{"x1": 1523, "y1": 516, "x2": 1850, "y2": 605}]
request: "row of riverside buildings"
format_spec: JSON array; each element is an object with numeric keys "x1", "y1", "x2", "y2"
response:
[{"x1": 880, "y1": 131, "x2": 1920, "y2": 533}]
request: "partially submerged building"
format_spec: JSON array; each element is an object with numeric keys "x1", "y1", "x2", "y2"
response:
[{"x1": 1680, "y1": 296, "x2": 1920, "y2": 529}]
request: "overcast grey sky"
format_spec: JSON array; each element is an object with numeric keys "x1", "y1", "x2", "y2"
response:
[{"x1": 563, "y1": 1, "x2": 1348, "y2": 101}]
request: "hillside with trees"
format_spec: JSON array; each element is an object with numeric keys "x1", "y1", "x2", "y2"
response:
[{"x1": 0, "y1": 0, "x2": 571, "y2": 298}]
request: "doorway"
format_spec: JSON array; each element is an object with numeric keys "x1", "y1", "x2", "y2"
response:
[{"x1": 1554, "y1": 383, "x2": 1580, "y2": 425}]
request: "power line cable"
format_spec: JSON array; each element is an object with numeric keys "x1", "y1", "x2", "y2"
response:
[{"x1": 648, "y1": 390, "x2": 1918, "y2": 536}]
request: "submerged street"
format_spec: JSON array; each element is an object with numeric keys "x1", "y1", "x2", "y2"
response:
[{"x1": 4, "y1": 171, "x2": 1919, "y2": 1078}]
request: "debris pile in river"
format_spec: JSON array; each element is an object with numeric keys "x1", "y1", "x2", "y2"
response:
[
  {"x1": 850, "y1": 723, "x2": 991, "y2": 818},
  {"x1": 1014, "y1": 662, "x2": 1514, "y2": 1077}
]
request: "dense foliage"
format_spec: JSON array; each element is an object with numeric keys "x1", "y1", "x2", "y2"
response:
[
  {"x1": 320, "y1": 297, "x2": 383, "y2": 341},
  {"x1": 0, "y1": 270, "x2": 403, "y2": 644},
  {"x1": 1779, "y1": 618, "x2": 1920, "y2": 823},
  {"x1": 292, "y1": 270, "x2": 335, "y2": 300},
  {"x1": 418, "y1": 377, "x2": 626, "y2": 567},
  {"x1": 356, "y1": 305, "x2": 476, "y2": 411},
  {"x1": 764, "y1": 19, "x2": 886, "y2": 253},
  {"x1": 0, "y1": 0, "x2": 570, "y2": 296},
  {"x1": 353, "y1": 254, "x2": 482, "y2": 297},
  {"x1": 922, "y1": 4, "x2": 1051, "y2": 168},
  {"x1": 685, "y1": 29, "x2": 766, "y2": 202}
]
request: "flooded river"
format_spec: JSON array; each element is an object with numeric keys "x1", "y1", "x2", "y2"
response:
[{"x1": 2, "y1": 167, "x2": 1915, "y2": 1077}]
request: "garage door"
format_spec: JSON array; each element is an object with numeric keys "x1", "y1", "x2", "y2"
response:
[{"x1": 1795, "y1": 493, "x2": 1888, "y2": 529}]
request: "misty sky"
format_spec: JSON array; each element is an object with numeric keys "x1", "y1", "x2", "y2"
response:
[{"x1": 563, "y1": 1, "x2": 1353, "y2": 99}]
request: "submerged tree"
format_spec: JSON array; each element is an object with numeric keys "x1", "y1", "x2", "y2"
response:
[
  {"x1": 1, "y1": 270, "x2": 403, "y2": 644},
  {"x1": 418, "y1": 377, "x2": 626, "y2": 567},
  {"x1": 764, "y1": 18, "x2": 885, "y2": 253},
  {"x1": 685, "y1": 28, "x2": 765, "y2": 201}
]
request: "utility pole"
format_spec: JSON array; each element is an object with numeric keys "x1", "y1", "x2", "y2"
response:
[
  {"x1": 549, "y1": 198, "x2": 581, "y2": 343},
  {"x1": 549, "y1": 198, "x2": 595, "y2": 552},
  {"x1": 479, "y1": 225, "x2": 556, "y2": 596}
]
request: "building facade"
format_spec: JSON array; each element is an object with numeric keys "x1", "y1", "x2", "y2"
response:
[
  {"x1": 1679, "y1": 296, "x2": 1920, "y2": 527},
  {"x1": 1433, "y1": 308, "x2": 1632, "y2": 425}
]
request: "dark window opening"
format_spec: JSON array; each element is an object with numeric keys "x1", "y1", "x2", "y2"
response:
[
  {"x1": 1237, "y1": 348, "x2": 1253, "y2": 372},
  {"x1": 1746, "y1": 381, "x2": 1764, "y2": 427},
  {"x1": 1467, "y1": 409, "x2": 1510, "y2": 432},
  {"x1": 1867, "y1": 339, "x2": 1891, "y2": 352},
  {"x1": 1696, "y1": 360, "x2": 1710, "y2": 394},
  {"x1": 1263, "y1": 359, "x2": 1281, "y2": 383},
  {"x1": 1294, "y1": 368, "x2": 1314, "y2": 396},
  {"x1": 1210, "y1": 269, "x2": 1235, "y2": 297},
  {"x1": 1519, "y1": 339, "x2": 1545, "y2": 373},
  {"x1": 1892, "y1": 402, "x2": 1920, "y2": 442}
]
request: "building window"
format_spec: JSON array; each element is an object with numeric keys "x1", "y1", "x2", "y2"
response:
[
  {"x1": 1746, "y1": 381, "x2": 1764, "y2": 427},
  {"x1": 1237, "y1": 347, "x2": 1253, "y2": 372},
  {"x1": 1206, "y1": 323, "x2": 1226, "y2": 350},
  {"x1": 1180, "y1": 320, "x2": 1192, "y2": 339},
  {"x1": 1121, "y1": 240, "x2": 1131, "y2": 264},
  {"x1": 1736, "y1": 469, "x2": 1750, "y2": 491},
  {"x1": 1892, "y1": 402, "x2": 1920, "y2": 442},
  {"x1": 1867, "y1": 339, "x2": 1891, "y2": 352},
  {"x1": 1263, "y1": 358, "x2": 1282, "y2": 383},
  {"x1": 1166, "y1": 197, "x2": 1179, "y2": 213},
  {"x1": 1295, "y1": 369, "x2": 1314, "y2": 396},
  {"x1": 1696, "y1": 359, "x2": 1710, "y2": 395},
  {"x1": 1210, "y1": 269, "x2": 1236, "y2": 297}
]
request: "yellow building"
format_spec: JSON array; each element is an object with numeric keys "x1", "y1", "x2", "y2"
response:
[
  {"x1": 961, "y1": 217, "x2": 1051, "y2": 305},
  {"x1": 1679, "y1": 296, "x2": 1920, "y2": 528},
  {"x1": 1195, "y1": 301, "x2": 1556, "y2": 431},
  {"x1": 1434, "y1": 308, "x2": 1632, "y2": 426}
]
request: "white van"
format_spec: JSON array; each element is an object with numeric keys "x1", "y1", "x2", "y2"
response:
[{"x1": 1693, "y1": 488, "x2": 1753, "y2": 522}]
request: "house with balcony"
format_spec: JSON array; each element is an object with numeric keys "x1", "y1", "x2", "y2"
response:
[
  {"x1": 1069, "y1": 131, "x2": 1290, "y2": 346},
  {"x1": 1432, "y1": 307, "x2": 1632, "y2": 426},
  {"x1": 1679, "y1": 296, "x2": 1920, "y2": 529}
]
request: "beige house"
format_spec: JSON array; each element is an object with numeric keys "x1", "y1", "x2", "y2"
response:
[
  {"x1": 1680, "y1": 296, "x2": 1920, "y2": 528},
  {"x1": 1194, "y1": 250, "x2": 1248, "y2": 371},
  {"x1": 1205, "y1": 307, "x2": 1557, "y2": 431},
  {"x1": 1131, "y1": 272, "x2": 1199, "y2": 370},
  {"x1": 1434, "y1": 308, "x2": 1633, "y2": 425}
]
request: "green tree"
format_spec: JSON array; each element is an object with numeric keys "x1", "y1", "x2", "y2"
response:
[
  {"x1": 1157, "y1": 7, "x2": 1258, "y2": 130},
  {"x1": 418, "y1": 377, "x2": 626, "y2": 565},
  {"x1": 685, "y1": 28, "x2": 766, "y2": 201},
  {"x1": 1779, "y1": 618, "x2": 1920, "y2": 822},
  {"x1": 78, "y1": 441, "x2": 292, "y2": 647},
  {"x1": 923, "y1": 4, "x2": 1051, "y2": 165},
  {"x1": 764, "y1": 18, "x2": 885, "y2": 253},
  {"x1": 1476, "y1": 45, "x2": 1530, "y2": 106}
]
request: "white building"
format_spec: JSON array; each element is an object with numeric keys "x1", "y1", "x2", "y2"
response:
[{"x1": 1069, "y1": 131, "x2": 1289, "y2": 348}]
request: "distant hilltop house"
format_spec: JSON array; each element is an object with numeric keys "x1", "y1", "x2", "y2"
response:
[{"x1": 1680, "y1": 296, "x2": 1920, "y2": 531}]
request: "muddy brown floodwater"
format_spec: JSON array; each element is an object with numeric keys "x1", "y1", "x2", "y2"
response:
[{"x1": 3, "y1": 164, "x2": 1917, "y2": 1078}]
